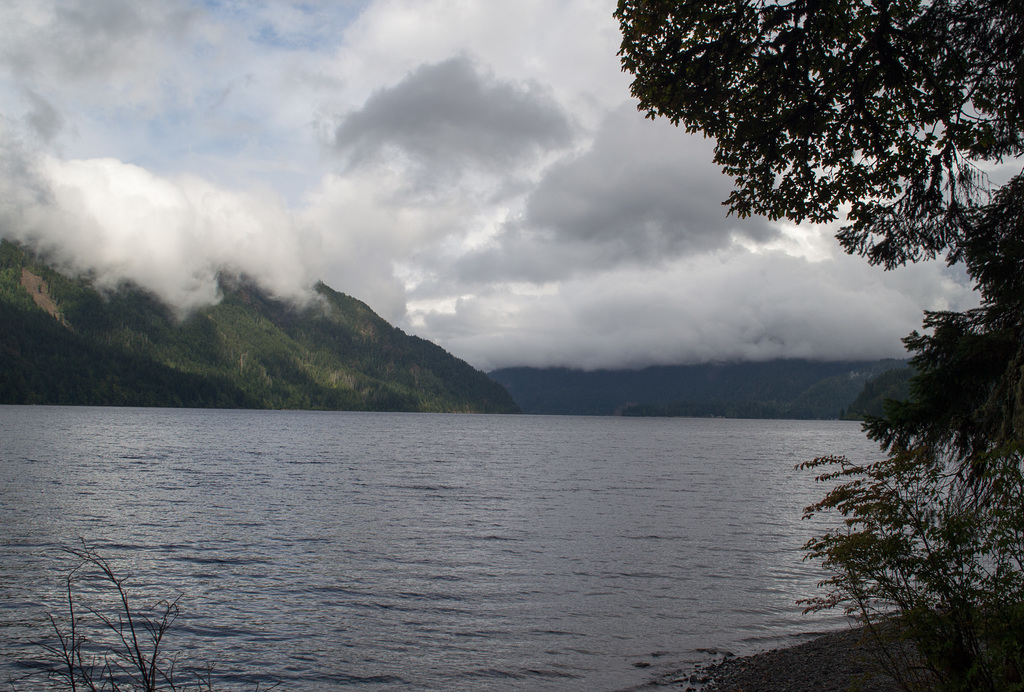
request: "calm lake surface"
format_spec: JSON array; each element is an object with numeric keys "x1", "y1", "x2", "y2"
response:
[{"x1": 0, "y1": 406, "x2": 880, "y2": 690}]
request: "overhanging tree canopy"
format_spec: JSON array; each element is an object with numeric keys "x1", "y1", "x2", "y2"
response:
[
  {"x1": 616, "y1": 0, "x2": 1024, "y2": 471},
  {"x1": 616, "y1": 2, "x2": 1024, "y2": 686},
  {"x1": 615, "y1": 0, "x2": 1024, "y2": 268}
]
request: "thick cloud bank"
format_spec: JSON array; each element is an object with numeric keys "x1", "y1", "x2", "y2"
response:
[
  {"x1": 0, "y1": 132, "x2": 317, "y2": 312},
  {"x1": 334, "y1": 57, "x2": 573, "y2": 178},
  {"x1": 0, "y1": 0, "x2": 980, "y2": 369},
  {"x1": 427, "y1": 250, "x2": 972, "y2": 370}
]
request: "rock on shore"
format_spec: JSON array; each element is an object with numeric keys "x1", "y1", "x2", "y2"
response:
[
  {"x1": 704, "y1": 628, "x2": 902, "y2": 692},
  {"x1": 640, "y1": 628, "x2": 905, "y2": 692}
]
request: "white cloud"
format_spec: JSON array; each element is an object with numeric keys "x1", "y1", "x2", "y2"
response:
[
  {"x1": 331, "y1": 0, "x2": 626, "y2": 112},
  {"x1": 0, "y1": 0, "x2": 204, "y2": 115},
  {"x1": 2, "y1": 150, "x2": 316, "y2": 313},
  {"x1": 0, "y1": 0, "x2": 983, "y2": 371},
  {"x1": 418, "y1": 246, "x2": 977, "y2": 371}
]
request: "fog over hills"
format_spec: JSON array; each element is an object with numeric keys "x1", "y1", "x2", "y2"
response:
[
  {"x1": 0, "y1": 1, "x2": 979, "y2": 374},
  {"x1": 0, "y1": 241, "x2": 518, "y2": 413}
]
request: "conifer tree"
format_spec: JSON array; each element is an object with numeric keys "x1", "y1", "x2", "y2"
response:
[{"x1": 617, "y1": 2, "x2": 1024, "y2": 688}]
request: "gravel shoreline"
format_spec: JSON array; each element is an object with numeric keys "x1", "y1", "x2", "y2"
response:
[
  {"x1": 640, "y1": 628, "x2": 905, "y2": 692},
  {"x1": 705, "y1": 628, "x2": 902, "y2": 692}
]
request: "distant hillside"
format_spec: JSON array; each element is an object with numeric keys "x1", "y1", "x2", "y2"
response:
[
  {"x1": 842, "y1": 365, "x2": 914, "y2": 420},
  {"x1": 0, "y1": 240, "x2": 519, "y2": 413},
  {"x1": 489, "y1": 359, "x2": 907, "y2": 418}
]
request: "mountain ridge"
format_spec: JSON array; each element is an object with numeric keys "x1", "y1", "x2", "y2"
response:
[
  {"x1": 489, "y1": 359, "x2": 908, "y2": 418},
  {"x1": 0, "y1": 240, "x2": 519, "y2": 413}
]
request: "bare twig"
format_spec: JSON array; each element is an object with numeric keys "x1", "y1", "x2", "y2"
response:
[{"x1": 30, "y1": 543, "x2": 275, "y2": 692}]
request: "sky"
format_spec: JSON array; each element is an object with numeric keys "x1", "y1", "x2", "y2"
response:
[{"x1": 0, "y1": 0, "x2": 981, "y2": 371}]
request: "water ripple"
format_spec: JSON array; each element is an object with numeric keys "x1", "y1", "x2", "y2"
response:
[{"x1": 1, "y1": 407, "x2": 876, "y2": 691}]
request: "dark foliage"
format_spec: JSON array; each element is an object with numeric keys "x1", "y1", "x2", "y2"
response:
[
  {"x1": 869, "y1": 177, "x2": 1024, "y2": 476},
  {"x1": 617, "y1": 2, "x2": 1024, "y2": 689},
  {"x1": 616, "y1": 0, "x2": 1023, "y2": 269},
  {"x1": 843, "y1": 366, "x2": 914, "y2": 420}
]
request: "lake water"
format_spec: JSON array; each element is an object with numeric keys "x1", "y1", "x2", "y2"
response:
[{"x1": 0, "y1": 406, "x2": 880, "y2": 690}]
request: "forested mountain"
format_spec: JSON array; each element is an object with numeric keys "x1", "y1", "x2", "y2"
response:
[
  {"x1": 0, "y1": 241, "x2": 519, "y2": 413},
  {"x1": 489, "y1": 359, "x2": 907, "y2": 418},
  {"x1": 842, "y1": 366, "x2": 914, "y2": 421}
]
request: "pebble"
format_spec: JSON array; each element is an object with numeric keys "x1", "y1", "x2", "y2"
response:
[
  {"x1": 634, "y1": 629, "x2": 906, "y2": 692},
  {"x1": 703, "y1": 629, "x2": 903, "y2": 692}
]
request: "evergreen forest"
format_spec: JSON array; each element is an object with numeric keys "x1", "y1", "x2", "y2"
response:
[
  {"x1": 490, "y1": 360, "x2": 908, "y2": 418},
  {"x1": 0, "y1": 241, "x2": 519, "y2": 413}
]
